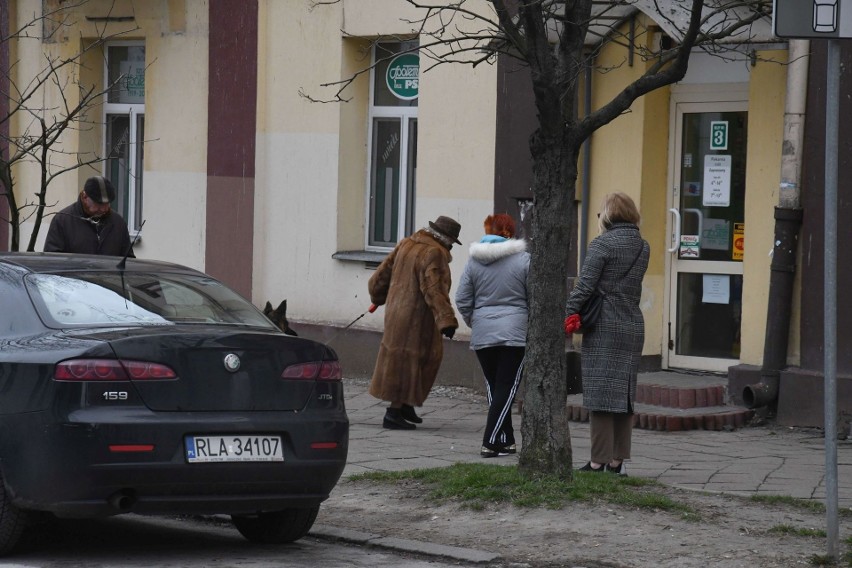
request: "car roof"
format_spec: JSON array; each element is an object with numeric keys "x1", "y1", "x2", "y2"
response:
[{"x1": 0, "y1": 252, "x2": 204, "y2": 276}]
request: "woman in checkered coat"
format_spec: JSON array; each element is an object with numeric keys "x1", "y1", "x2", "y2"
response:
[{"x1": 565, "y1": 192, "x2": 649, "y2": 476}]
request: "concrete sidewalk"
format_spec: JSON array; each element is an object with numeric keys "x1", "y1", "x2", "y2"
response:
[{"x1": 340, "y1": 377, "x2": 852, "y2": 509}]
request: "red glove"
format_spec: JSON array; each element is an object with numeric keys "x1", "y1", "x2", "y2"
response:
[{"x1": 564, "y1": 314, "x2": 581, "y2": 335}]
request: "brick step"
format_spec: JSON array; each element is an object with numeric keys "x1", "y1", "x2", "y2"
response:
[
  {"x1": 635, "y1": 382, "x2": 726, "y2": 409},
  {"x1": 566, "y1": 396, "x2": 754, "y2": 432},
  {"x1": 561, "y1": 370, "x2": 750, "y2": 431}
]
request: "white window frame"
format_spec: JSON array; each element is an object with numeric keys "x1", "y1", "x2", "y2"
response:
[
  {"x1": 365, "y1": 42, "x2": 418, "y2": 251},
  {"x1": 102, "y1": 41, "x2": 145, "y2": 233}
]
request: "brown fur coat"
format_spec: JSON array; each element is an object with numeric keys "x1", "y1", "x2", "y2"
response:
[{"x1": 368, "y1": 230, "x2": 459, "y2": 406}]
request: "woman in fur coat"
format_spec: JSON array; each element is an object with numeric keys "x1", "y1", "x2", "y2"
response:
[
  {"x1": 368, "y1": 216, "x2": 461, "y2": 430},
  {"x1": 455, "y1": 214, "x2": 530, "y2": 457},
  {"x1": 565, "y1": 193, "x2": 650, "y2": 475}
]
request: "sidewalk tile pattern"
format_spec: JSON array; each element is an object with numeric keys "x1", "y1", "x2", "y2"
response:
[{"x1": 342, "y1": 378, "x2": 852, "y2": 509}]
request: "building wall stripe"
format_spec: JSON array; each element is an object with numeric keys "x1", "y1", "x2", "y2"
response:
[{"x1": 205, "y1": 0, "x2": 258, "y2": 297}]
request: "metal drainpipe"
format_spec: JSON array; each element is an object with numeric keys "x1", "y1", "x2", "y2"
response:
[{"x1": 742, "y1": 40, "x2": 809, "y2": 409}]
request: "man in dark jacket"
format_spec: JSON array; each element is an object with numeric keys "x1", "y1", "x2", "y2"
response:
[{"x1": 44, "y1": 176, "x2": 134, "y2": 257}]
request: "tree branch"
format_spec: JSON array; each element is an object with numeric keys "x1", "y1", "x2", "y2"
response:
[{"x1": 576, "y1": 0, "x2": 769, "y2": 141}]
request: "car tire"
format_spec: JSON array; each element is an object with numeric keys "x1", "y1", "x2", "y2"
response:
[
  {"x1": 0, "y1": 475, "x2": 27, "y2": 556},
  {"x1": 231, "y1": 506, "x2": 319, "y2": 544}
]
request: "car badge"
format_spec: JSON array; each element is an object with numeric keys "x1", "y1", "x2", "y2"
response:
[{"x1": 223, "y1": 354, "x2": 241, "y2": 373}]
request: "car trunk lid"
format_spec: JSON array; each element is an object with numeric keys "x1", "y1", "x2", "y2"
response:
[{"x1": 67, "y1": 326, "x2": 334, "y2": 411}]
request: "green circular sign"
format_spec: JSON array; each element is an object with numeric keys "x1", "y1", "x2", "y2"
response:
[{"x1": 386, "y1": 53, "x2": 419, "y2": 101}]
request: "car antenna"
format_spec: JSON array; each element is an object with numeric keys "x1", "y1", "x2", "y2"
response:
[{"x1": 117, "y1": 220, "x2": 146, "y2": 270}]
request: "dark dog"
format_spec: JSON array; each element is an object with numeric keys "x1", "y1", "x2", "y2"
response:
[{"x1": 263, "y1": 300, "x2": 298, "y2": 336}]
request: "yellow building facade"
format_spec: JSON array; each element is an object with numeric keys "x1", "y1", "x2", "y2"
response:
[{"x1": 4, "y1": 1, "x2": 797, "y2": 396}]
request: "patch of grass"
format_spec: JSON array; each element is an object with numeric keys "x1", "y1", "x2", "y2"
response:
[
  {"x1": 768, "y1": 524, "x2": 826, "y2": 538},
  {"x1": 751, "y1": 494, "x2": 852, "y2": 521},
  {"x1": 750, "y1": 494, "x2": 826, "y2": 513},
  {"x1": 809, "y1": 554, "x2": 836, "y2": 566},
  {"x1": 349, "y1": 463, "x2": 696, "y2": 516}
]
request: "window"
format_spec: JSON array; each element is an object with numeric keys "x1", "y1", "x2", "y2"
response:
[
  {"x1": 26, "y1": 271, "x2": 276, "y2": 329},
  {"x1": 103, "y1": 43, "x2": 145, "y2": 232},
  {"x1": 367, "y1": 41, "x2": 418, "y2": 249}
]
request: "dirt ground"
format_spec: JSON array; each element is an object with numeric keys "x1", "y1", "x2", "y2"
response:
[
  {"x1": 317, "y1": 458, "x2": 849, "y2": 568},
  {"x1": 314, "y1": 380, "x2": 850, "y2": 567}
]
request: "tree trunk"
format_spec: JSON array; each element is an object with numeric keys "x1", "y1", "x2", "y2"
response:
[
  {"x1": 519, "y1": 129, "x2": 578, "y2": 478},
  {"x1": 0, "y1": 164, "x2": 19, "y2": 252},
  {"x1": 28, "y1": 148, "x2": 49, "y2": 252}
]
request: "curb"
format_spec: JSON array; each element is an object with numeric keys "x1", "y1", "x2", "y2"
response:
[{"x1": 309, "y1": 524, "x2": 501, "y2": 564}]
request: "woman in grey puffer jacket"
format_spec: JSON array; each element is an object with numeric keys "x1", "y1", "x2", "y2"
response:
[{"x1": 455, "y1": 214, "x2": 530, "y2": 458}]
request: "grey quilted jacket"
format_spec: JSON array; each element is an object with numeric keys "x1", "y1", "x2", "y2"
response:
[
  {"x1": 455, "y1": 238, "x2": 530, "y2": 350},
  {"x1": 565, "y1": 223, "x2": 649, "y2": 413}
]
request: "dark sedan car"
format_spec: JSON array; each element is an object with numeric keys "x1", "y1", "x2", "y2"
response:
[{"x1": 0, "y1": 253, "x2": 348, "y2": 554}]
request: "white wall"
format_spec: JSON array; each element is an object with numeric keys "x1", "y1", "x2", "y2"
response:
[
  {"x1": 252, "y1": 0, "x2": 499, "y2": 334},
  {"x1": 134, "y1": 6, "x2": 210, "y2": 266}
]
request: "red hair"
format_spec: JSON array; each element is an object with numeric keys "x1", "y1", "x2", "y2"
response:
[{"x1": 484, "y1": 214, "x2": 516, "y2": 238}]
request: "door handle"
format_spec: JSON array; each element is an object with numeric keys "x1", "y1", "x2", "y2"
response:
[
  {"x1": 668, "y1": 208, "x2": 680, "y2": 253},
  {"x1": 683, "y1": 208, "x2": 704, "y2": 244}
]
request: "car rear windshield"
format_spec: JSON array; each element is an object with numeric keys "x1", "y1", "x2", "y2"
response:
[{"x1": 25, "y1": 271, "x2": 278, "y2": 330}]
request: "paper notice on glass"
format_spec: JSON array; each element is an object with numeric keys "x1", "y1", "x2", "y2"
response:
[
  {"x1": 702, "y1": 274, "x2": 730, "y2": 304},
  {"x1": 701, "y1": 218, "x2": 730, "y2": 250},
  {"x1": 702, "y1": 155, "x2": 731, "y2": 207}
]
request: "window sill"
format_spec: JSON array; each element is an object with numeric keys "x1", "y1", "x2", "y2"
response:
[{"x1": 332, "y1": 250, "x2": 388, "y2": 268}]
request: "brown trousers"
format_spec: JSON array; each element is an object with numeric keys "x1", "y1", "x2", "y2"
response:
[{"x1": 589, "y1": 411, "x2": 633, "y2": 463}]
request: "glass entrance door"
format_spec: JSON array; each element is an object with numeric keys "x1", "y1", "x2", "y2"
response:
[{"x1": 666, "y1": 102, "x2": 747, "y2": 371}]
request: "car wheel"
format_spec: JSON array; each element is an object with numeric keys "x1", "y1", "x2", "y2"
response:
[
  {"x1": 0, "y1": 476, "x2": 27, "y2": 556},
  {"x1": 231, "y1": 506, "x2": 319, "y2": 544}
]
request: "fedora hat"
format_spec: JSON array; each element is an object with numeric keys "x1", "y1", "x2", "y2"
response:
[{"x1": 428, "y1": 216, "x2": 462, "y2": 244}]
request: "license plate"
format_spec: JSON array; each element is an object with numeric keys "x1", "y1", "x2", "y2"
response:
[{"x1": 185, "y1": 435, "x2": 284, "y2": 463}]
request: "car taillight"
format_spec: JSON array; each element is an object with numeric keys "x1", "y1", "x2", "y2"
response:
[
  {"x1": 281, "y1": 361, "x2": 342, "y2": 381},
  {"x1": 122, "y1": 361, "x2": 177, "y2": 380},
  {"x1": 55, "y1": 359, "x2": 177, "y2": 381},
  {"x1": 55, "y1": 360, "x2": 126, "y2": 381}
]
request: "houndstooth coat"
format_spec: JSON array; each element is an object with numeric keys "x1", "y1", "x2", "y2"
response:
[{"x1": 565, "y1": 223, "x2": 649, "y2": 414}]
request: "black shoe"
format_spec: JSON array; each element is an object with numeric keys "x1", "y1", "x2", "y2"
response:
[
  {"x1": 480, "y1": 445, "x2": 511, "y2": 458},
  {"x1": 578, "y1": 461, "x2": 606, "y2": 472},
  {"x1": 383, "y1": 408, "x2": 416, "y2": 430},
  {"x1": 400, "y1": 404, "x2": 423, "y2": 424},
  {"x1": 605, "y1": 462, "x2": 627, "y2": 476}
]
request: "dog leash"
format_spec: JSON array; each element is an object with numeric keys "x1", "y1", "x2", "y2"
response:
[{"x1": 325, "y1": 304, "x2": 377, "y2": 347}]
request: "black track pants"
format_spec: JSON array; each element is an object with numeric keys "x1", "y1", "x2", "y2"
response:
[{"x1": 476, "y1": 346, "x2": 525, "y2": 448}]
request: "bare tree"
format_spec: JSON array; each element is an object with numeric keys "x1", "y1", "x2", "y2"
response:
[
  {"x1": 0, "y1": 1, "x2": 138, "y2": 251},
  {"x1": 309, "y1": 0, "x2": 772, "y2": 477}
]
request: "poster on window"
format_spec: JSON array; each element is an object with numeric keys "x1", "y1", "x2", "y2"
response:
[
  {"x1": 119, "y1": 60, "x2": 145, "y2": 104},
  {"x1": 733, "y1": 223, "x2": 745, "y2": 260},
  {"x1": 679, "y1": 235, "x2": 700, "y2": 258},
  {"x1": 701, "y1": 218, "x2": 730, "y2": 251},
  {"x1": 684, "y1": 181, "x2": 701, "y2": 197},
  {"x1": 702, "y1": 155, "x2": 731, "y2": 207}
]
